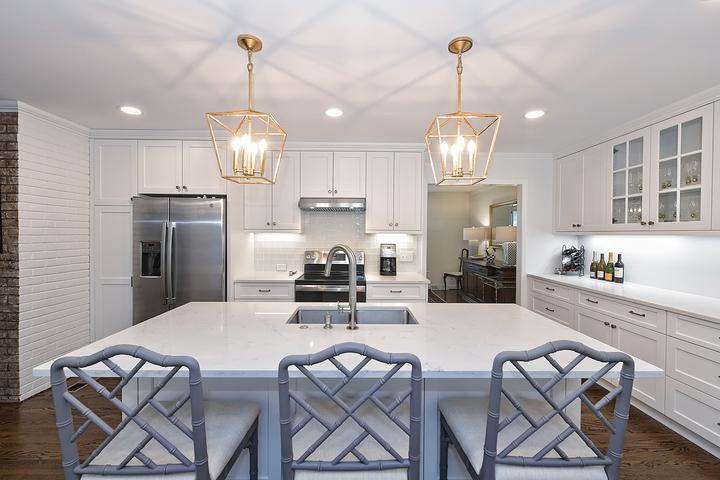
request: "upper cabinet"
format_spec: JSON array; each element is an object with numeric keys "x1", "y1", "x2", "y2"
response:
[
  {"x1": 244, "y1": 151, "x2": 301, "y2": 231},
  {"x1": 713, "y1": 101, "x2": 720, "y2": 231},
  {"x1": 93, "y1": 140, "x2": 137, "y2": 205},
  {"x1": 138, "y1": 140, "x2": 228, "y2": 195},
  {"x1": 366, "y1": 152, "x2": 423, "y2": 233},
  {"x1": 555, "y1": 143, "x2": 607, "y2": 232},
  {"x1": 608, "y1": 128, "x2": 651, "y2": 231},
  {"x1": 300, "y1": 152, "x2": 366, "y2": 198}
]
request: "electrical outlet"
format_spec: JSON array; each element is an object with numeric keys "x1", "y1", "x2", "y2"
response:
[
  {"x1": 276, "y1": 264, "x2": 287, "y2": 271},
  {"x1": 398, "y1": 250, "x2": 414, "y2": 262}
]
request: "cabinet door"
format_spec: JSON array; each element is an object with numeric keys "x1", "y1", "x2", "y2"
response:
[
  {"x1": 649, "y1": 104, "x2": 713, "y2": 231},
  {"x1": 333, "y1": 152, "x2": 366, "y2": 197},
  {"x1": 182, "y1": 140, "x2": 227, "y2": 195},
  {"x1": 93, "y1": 140, "x2": 137, "y2": 205},
  {"x1": 300, "y1": 152, "x2": 333, "y2": 197},
  {"x1": 613, "y1": 319, "x2": 666, "y2": 411},
  {"x1": 393, "y1": 152, "x2": 423, "y2": 232},
  {"x1": 575, "y1": 306, "x2": 613, "y2": 345},
  {"x1": 578, "y1": 143, "x2": 608, "y2": 231},
  {"x1": 713, "y1": 100, "x2": 720, "y2": 230},
  {"x1": 365, "y1": 152, "x2": 394, "y2": 232},
  {"x1": 607, "y1": 128, "x2": 651, "y2": 231},
  {"x1": 272, "y1": 151, "x2": 301, "y2": 230},
  {"x1": 138, "y1": 140, "x2": 183, "y2": 194},
  {"x1": 554, "y1": 153, "x2": 582, "y2": 232},
  {"x1": 244, "y1": 153, "x2": 274, "y2": 230}
]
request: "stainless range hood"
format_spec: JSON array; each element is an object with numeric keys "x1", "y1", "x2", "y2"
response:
[{"x1": 298, "y1": 197, "x2": 365, "y2": 212}]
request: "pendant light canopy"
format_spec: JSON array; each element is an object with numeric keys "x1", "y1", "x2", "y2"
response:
[
  {"x1": 206, "y1": 34, "x2": 287, "y2": 185},
  {"x1": 425, "y1": 37, "x2": 501, "y2": 186}
]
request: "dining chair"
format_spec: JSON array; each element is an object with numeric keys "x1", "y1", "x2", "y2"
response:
[
  {"x1": 439, "y1": 340, "x2": 635, "y2": 480},
  {"x1": 443, "y1": 248, "x2": 469, "y2": 291},
  {"x1": 278, "y1": 342, "x2": 423, "y2": 479},
  {"x1": 50, "y1": 344, "x2": 260, "y2": 480}
]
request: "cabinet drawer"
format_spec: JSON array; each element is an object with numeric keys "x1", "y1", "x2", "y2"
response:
[
  {"x1": 531, "y1": 294, "x2": 573, "y2": 328},
  {"x1": 667, "y1": 312, "x2": 720, "y2": 352},
  {"x1": 575, "y1": 292, "x2": 666, "y2": 332},
  {"x1": 234, "y1": 282, "x2": 294, "y2": 301},
  {"x1": 667, "y1": 336, "x2": 720, "y2": 400},
  {"x1": 366, "y1": 283, "x2": 425, "y2": 302},
  {"x1": 530, "y1": 278, "x2": 573, "y2": 302},
  {"x1": 665, "y1": 377, "x2": 720, "y2": 447}
]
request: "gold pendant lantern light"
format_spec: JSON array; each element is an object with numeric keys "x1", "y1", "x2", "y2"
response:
[
  {"x1": 425, "y1": 37, "x2": 501, "y2": 186},
  {"x1": 206, "y1": 35, "x2": 287, "y2": 185}
]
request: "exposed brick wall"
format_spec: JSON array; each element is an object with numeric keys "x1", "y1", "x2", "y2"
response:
[
  {"x1": 0, "y1": 112, "x2": 19, "y2": 402},
  {"x1": 17, "y1": 112, "x2": 90, "y2": 399}
]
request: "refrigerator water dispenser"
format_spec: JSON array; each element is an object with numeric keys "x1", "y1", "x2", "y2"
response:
[{"x1": 141, "y1": 241, "x2": 162, "y2": 277}]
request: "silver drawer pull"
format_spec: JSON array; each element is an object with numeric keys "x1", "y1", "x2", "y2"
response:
[
  {"x1": 545, "y1": 307, "x2": 555, "y2": 313},
  {"x1": 258, "y1": 289, "x2": 271, "y2": 293},
  {"x1": 545, "y1": 287, "x2": 555, "y2": 291},
  {"x1": 629, "y1": 310, "x2": 646, "y2": 317},
  {"x1": 585, "y1": 298, "x2": 599, "y2": 304},
  {"x1": 390, "y1": 290, "x2": 403, "y2": 293}
]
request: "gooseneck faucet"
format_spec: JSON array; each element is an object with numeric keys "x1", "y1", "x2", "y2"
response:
[{"x1": 324, "y1": 244, "x2": 358, "y2": 330}]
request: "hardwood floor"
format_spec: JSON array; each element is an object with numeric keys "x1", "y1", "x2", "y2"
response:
[{"x1": 2, "y1": 372, "x2": 719, "y2": 478}]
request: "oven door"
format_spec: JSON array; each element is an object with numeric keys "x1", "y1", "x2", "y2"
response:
[{"x1": 294, "y1": 284, "x2": 366, "y2": 302}]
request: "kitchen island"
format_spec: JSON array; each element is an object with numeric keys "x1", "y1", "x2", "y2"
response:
[{"x1": 34, "y1": 302, "x2": 662, "y2": 479}]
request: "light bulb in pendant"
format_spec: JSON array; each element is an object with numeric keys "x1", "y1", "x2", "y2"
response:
[
  {"x1": 232, "y1": 136, "x2": 242, "y2": 151},
  {"x1": 457, "y1": 136, "x2": 465, "y2": 150},
  {"x1": 242, "y1": 134, "x2": 251, "y2": 149}
]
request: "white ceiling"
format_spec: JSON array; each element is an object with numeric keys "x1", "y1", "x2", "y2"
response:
[{"x1": 2, "y1": 1, "x2": 720, "y2": 153}]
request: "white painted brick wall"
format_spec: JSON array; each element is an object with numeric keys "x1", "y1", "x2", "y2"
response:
[{"x1": 16, "y1": 111, "x2": 90, "y2": 399}]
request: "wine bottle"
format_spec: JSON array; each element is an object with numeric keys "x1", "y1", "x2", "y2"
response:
[
  {"x1": 589, "y1": 251, "x2": 598, "y2": 279},
  {"x1": 597, "y1": 253, "x2": 606, "y2": 281},
  {"x1": 614, "y1": 254, "x2": 625, "y2": 283},
  {"x1": 605, "y1": 252, "x2": 615, "y2": 281}
]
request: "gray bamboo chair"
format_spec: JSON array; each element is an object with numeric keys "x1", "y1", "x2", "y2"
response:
[
  {"x1": 50, "y1": 344, "x2": 260, "y2": 480},
  {"x1": 443, "y1": 248, "x2": 469, "y2": 291},
  {"x1": 278, "y1": 342, "x2": 423, "y2": 479},
  {"x1": 439, "y1": 340, "x2": 635, "y2": 480}
]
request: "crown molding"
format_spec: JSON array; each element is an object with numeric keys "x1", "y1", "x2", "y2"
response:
[
  {"x1": 554, "y1": 83, "x2": 720, "y2": 159},
  {"x1": 0, "y1": 101, "x2": 90, "y2": 137}
]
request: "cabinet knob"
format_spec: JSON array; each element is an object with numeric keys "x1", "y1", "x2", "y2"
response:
[
  {"x1": 577, "y1": 224, "x2": 581, "y2": 227},
  {"x1": 572, "y1": 224, "x2": 577, "y2": 227},
  {"x1": 328, "y1": 190, "x2": 332, "y2": 194},
  {"x1": 604, "y1": 321, "x2": 610, "y2": 326},
  {"x1": 640, "y1": 221, "x2": 647, "y2": 225},
  {"x1": 389, "y1": 223, "x2": 393, "y2": 226},
  {"x1": 183, "y1": 185, "x2": 187, "y2": 190},
  {"x1": 273, "y1": 222, "x2": 276, "y2": 225},
  {"x1": 611, "y1": 324, "x2": 617, "y2": 329},
  {"x1": 648, "y1": 221, "x2": 655, "y2": 225},
  {"x1": 176, "y1": 185, "x2": 180, "y2": 190},
  {"x1": 334, "y1": 189, "x2": 338, "y2": 193},
  {"x1": 395, "y1": 223, "x2": 398, "y2": 226},
  {"x1": 266, "y1": 222, "x2": 270, "y2": 225}
]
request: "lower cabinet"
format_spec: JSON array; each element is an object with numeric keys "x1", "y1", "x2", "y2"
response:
[
  {"x1": 233, "y1": 281, "x2": 295, "y2": 302},
  {"x1": 366, "y1": 283, "x2": 427, "y2": 303},
  {"x1": 530, "y1": 294, "x2": 574, "y2": 328}
]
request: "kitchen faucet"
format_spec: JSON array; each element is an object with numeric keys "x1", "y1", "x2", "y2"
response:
[{"x1": 324, "y1": 244, "x2": 358, "y2": 330}]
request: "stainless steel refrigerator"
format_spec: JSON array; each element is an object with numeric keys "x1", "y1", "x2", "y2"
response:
[{"x1": 132, "y1": 196, "x2": 226, "y2": 325}]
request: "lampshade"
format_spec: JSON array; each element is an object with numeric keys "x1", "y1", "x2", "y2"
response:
[
  {"x1": 463, "y1": 227, "x2": 486, "y2": 241},
  {"x1": 495, "y1": 226, "x2": 517, "y2": 242}
]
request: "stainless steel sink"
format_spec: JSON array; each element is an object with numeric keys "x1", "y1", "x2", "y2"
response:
[{"x1": 287, "y1": 307, "x2": 418, "y2": 325}]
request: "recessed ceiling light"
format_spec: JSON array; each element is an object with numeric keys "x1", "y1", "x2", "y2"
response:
[
  {"x1": 119, "y1": 106, "x2": 143, "y2": 115},
  {"x1": 325, "y1": 108, "x2": 343, "y2": 117},
  {"x1": 525, "y1": 110, "x2": 545, "y2": 119}
]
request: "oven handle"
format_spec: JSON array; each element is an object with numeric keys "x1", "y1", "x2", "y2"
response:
[{"x1": 295, "y1": 285, "x2": 366, "y2": 293}]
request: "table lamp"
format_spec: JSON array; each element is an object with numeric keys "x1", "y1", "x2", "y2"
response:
[
  {"x1": 462, "y1": 227, "x2": 486, "y2": 256},
  {"x1": 495, "y1": 226, "x2": 517, "y2": 265}
]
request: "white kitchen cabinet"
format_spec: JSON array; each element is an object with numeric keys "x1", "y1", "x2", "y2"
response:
[
  {"x1": 365, "y1": 152, "x2": 423, "y2": 233},
  {"x1": 608, "y1": 128, "x2": 652, "y2": 230},
  {"x1": 138, "y1": 140, "x2": 228, "y2": 195},
  {"x1": 366, "y1": 282, "x2": 427, "y2": 303},
  {"x1": 554, "y1": 143, "x2": 607, "y2": 232},
  {"x1": 299, "y1": 151, "x2": 366, "y2": 198},
  {"x1": 244, "y1": 151, "x2": 301, "y2": 231},
  {"x1": 713, "y1": 100, "x2": 720, "y2": 230},
  {"x1": 233, "y1": 281, "x2": 295, "y2": 302},
  {"x1": 647, "y1": 105, "x2": 713, "y2": 231},
  {"x1": 666, "y1": 377, "x2": 720, "y2": 448},
  {"x1": 93, "y1": 140, "x2": 137, "y2": 205}
]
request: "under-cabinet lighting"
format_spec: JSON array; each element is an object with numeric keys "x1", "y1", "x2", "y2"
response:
[{"x1": 525, "y1": 110, "x2": 545, "y2": 119}]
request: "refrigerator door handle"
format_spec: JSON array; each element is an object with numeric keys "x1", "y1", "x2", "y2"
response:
[
  {"x1": 161, "y1": 221, "x2": 169, "y2": 305},
  {"x1": 167, "y1": 221, "x2": 177, "y2": 305}
]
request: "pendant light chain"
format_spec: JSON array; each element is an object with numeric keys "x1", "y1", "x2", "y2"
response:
[
  {"x1": 456, "y1": 51, "x2": 463, "y2": 113},
  {"x1": 247, "y1": 49, "x2": 254, "y2": 111}
]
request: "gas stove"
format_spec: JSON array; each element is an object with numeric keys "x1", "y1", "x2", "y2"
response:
[{"x1": 294, "y1": 250, "x2": 366, "y2": 302}]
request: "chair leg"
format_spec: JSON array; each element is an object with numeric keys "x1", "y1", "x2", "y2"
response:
[
  {"x1": 444, "y1": 275, "x2": 448, "y2": 292},
  {"x1": 440, "y1": 420, "x2": 451, "y2": 480},
  {"x1": 249, "y1": 422, "x2": 259, "y2": 480}
]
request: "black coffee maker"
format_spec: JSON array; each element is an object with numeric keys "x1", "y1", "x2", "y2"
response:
[{"x1": 380, "y1": 244, "x2": 397, "y2": 276}]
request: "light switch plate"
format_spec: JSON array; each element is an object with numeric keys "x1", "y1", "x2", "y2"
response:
[{"x1": 276, "y1": 264, "x2": 287, "y2": 271}]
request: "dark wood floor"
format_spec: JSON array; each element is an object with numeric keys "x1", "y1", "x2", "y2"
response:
[{"x1": 2, "y1": 356, "x2": 719, "y2": 478}]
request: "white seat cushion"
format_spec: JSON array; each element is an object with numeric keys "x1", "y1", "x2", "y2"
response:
[
  {"x1": 439, "y1": 396, "x2": 608, "y2": 480},
  {"x1": 81, "y1": 399, "x2": 260, "y2": 480},
  {"x1": 292, "y1": 397, "x2": 411, "y2": 480}
]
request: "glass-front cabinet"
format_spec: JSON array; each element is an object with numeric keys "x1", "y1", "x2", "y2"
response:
[
  {"x1": 649, "y1": 105, "x2": 713, "y2": 231},
  {"x1": 609, "y1": 128, "x2": 651, "y2": 231}
]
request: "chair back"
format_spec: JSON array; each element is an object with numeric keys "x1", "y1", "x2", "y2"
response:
[
  {"x1": 278, "y1": 342, "x2": 423, "y2": 479},
  {"x1": 482, "y1": 340, "x2": 635, "y2": 480},
  {"x1": 460, "y1": 248, "x2": 469, "y2": 271},
  {"x1": 50, "y1": 344, "x2": 211, "y2": 480}
]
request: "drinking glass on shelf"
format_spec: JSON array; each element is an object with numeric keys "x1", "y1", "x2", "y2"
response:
[
  {"x1": 690, "y1": 199, "x2": 698, "y2": 219},
  {"x1": 658, "y1": 200, "x2": 666, "y2": 220},
  {"x1": 691, "y1": 160, "x2": 700, "y2": 183},
  {"x1": 637, "y1": 170, "x2": 643, "y2": 191},
  {"x1": 684, "y1": 163, "x2": 692, "y2": 185},
  {"x1": 666, "y1": 167, "x2": 673, "y2": 188},
  {"x1": 673, "y1": 200, "x2": 677, "y2": 219}
]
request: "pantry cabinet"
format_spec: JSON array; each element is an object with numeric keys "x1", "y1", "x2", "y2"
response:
[
  {"x1": 244, "y1": 151, "x2": 301, "y2": 231},
  {"x1": 554, "y1": 143, "x2": 607, "y2": 232},
  {"x1": 365, "y1": 152, "x2": 423, "y2": 233},
  {"x1": 299, "y1": 151, "x2": 366, "y2": 198},
  {"x1": 138, "y1": 140, "x2": 228, "y2": 195}
]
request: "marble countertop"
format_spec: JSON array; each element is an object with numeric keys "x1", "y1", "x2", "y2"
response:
[
  {"x1": 529, "y1": 273, "x2": 720, "y2": 324},
  {"x1": 235, "y1": 272, "x2": 429, "y2": 283},
  {"x1": 34, "y1": 302, "x2": 661, "y2": 380},
  {"x1": 365, "y1": 272, "x2": 429, "y2": 283}
]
